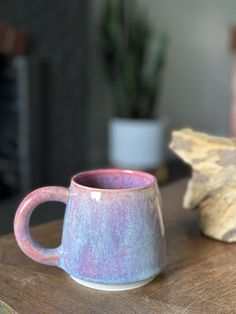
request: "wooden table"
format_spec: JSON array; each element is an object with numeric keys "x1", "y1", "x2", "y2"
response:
[{"x1": 0, "y1": 180, "x2": 235, "y2": 313}]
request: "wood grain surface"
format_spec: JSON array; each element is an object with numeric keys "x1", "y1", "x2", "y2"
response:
[{"x1": 0, "y1": 179, "x2": 235, "y2": 313}]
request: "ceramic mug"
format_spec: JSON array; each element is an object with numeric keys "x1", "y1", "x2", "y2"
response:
[{"x1": 14, "y1": 169, "x2": 166, "y2": 291}]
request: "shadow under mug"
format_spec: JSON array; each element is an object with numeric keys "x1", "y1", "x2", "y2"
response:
[{"x1": 14, "y1": 169, "x2": 166, "y2": 291}]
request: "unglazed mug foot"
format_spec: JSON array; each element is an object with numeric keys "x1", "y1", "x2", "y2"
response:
[{"x1": 70, "y1": 275, "x2": 156, "y2": 291}]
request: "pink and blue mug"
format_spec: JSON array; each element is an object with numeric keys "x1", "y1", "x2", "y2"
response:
[{"x1": 14, "y1": 169, "x2": 166, "y2": 291}]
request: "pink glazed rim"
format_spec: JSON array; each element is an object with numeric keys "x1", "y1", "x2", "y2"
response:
[{"x1": 71, "y1": 169, "x2": 157, "y2": 192}]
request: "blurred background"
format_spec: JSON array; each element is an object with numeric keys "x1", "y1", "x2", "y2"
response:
[{"x1": 0, "y1": 0, "x2": 235, "y2": 234}]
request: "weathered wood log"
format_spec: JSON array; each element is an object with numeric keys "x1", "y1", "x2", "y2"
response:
[{"x1": 169, "y1": 128, "x2": 236, "y2": 242}]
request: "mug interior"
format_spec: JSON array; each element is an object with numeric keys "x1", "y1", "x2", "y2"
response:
[{"x1": 73, "y1": 169, "x2": 155, "y2": 190}]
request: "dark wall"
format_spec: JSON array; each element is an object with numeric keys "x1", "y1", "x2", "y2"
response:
[{"x1": 0, "y1": 0, "x2": 89, "y2": 188}]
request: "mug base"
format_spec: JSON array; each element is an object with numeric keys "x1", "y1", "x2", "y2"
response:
[{"x1": 70, "y1": 275, "x2": 156, "y2": 291}]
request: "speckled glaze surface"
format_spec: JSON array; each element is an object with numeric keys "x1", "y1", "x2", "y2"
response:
[{"x1": 14, "y1": 169, "x2": 166, "y2": 288}]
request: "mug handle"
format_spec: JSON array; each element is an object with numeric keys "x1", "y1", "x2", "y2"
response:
[{"x1": 14, "y1": 186, "x2": 69, "y2": 266}]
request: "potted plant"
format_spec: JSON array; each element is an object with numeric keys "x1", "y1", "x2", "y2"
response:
[{"x1": 101, "y1": 0, "x2": 168, "y2": 169}]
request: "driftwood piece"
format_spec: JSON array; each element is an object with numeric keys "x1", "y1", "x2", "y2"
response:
[{"x1": 169, "y1": 128, "x2": 236, "y2": 242}]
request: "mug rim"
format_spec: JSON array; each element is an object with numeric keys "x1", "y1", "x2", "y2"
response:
[{"x1": 71, "y1": 169, "x2": 157, "y2": 192}]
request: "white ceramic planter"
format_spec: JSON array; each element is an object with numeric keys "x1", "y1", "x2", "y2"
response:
[{"x1": 109, "y1": 117, "x2": 169, "y2": 169}]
